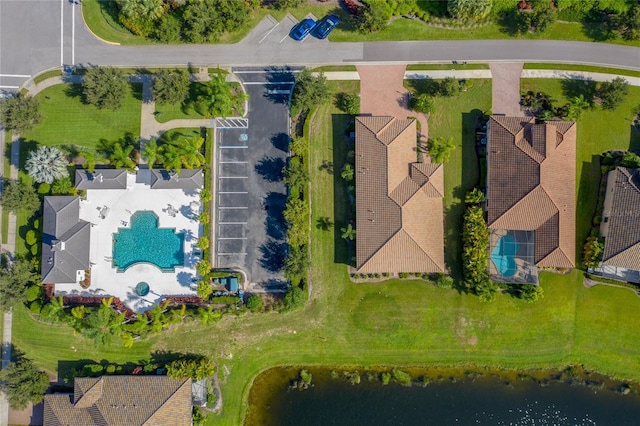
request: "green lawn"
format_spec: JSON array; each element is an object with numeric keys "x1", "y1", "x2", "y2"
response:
[
  {"x1": 523, "y1": 63, "x2": 640, "y2": 78},
  {"x1": 406, "y1": 63, "x2": 490, "y2": 71},
  {"x1": 11, "y1": 80, "x2": 640, "y2": 425},
  {"x1": 22, "y1": 83, "x2": 142, "y2": 150},
  {"x1": 153, "y1": 83, "x2": 208, "y2": 123}
]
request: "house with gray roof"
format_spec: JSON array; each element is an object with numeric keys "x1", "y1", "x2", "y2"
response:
[
  {"x1": 75, "y1": 169, "x2": 127, "y2": 190},
  {"x1": 595, "y1": 167, "x2": 640, "y2": 283},
  {"x1": 43, "y1": 376, "x2": 192, "y2": 426},
  {"x1": 149, "y1": 169, "x2": 204, "y2": 190},
  {"x1": 41, "y1": 196, "x2": 91, "y2": 285}
]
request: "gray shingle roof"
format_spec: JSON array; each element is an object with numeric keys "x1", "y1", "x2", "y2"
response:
[
  {"x1": 41, "y1": 197, "x2": 91, "y2": 284},
  {"x1": 149, "y1": 169, "x2": 204, "y2": 189},
  {"x1": 75, "y1": 169, "x2": 128, "y2": 190},
  {"x1": 43, "y1": 376, "x2": 192, "y2": 426},
  {"x1": 602, "y1": 167, "x2": 640, "y2": 269}
]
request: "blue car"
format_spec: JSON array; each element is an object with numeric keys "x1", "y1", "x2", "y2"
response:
[
  {"x1": 314, "y1": 14, "x2": 340, "y2": 39},
  {"x1": 292, "y1": 18, "x2": 317, "y2": 41}
]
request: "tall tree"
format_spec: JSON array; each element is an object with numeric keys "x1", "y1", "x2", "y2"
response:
[
  {"x1": 283, "y1": 157, "x2": 309, "y2": 189},
  {"x1": 292, "y1": 69, "x2": 331, "y2": 112},
  {"x1": 194, "y1": 73, "x2": 247, "y2": 118},
  {"x1": 118, "y1": 0, "x2": 166, "y2": 20},
  {"x1": 25, "y1": 146, "x2": 69, "y2": 184},
  {"x1": 0, "y1": 94, "x2": 41, "y2": 133},
  {"x1": 598, "y1": 77, "x2": 629, "y2": 110},
  {"x1": 427, "y1": 136, "x2": 456, "y2": 163},
  {"x1": 183, "y1": 0, "x2": 249, "y2": 43},
  {"x1": 82, "y1": 67, "x2": 128, "y2": 110},
  {"x1": 109, "y1": 142, "x2": 136, "y2": 170},
  {"x1": 79, "y1": 150, "x2": 97, "y2": 173},
  {"x1": 1, "y1": 353, "x2": 50, "y2": 409},
  {"x1": 0, "y1": 181, "x2": 40, "y2": 217},
  {"x1": 142, "y1": 139, "x2": 160, "y2": 168},
  {"x1": 152, "y1": 70, "x2": 190, "y2": 105},
  {"x1": 0, "y1": 258, "x2": 37, "y2": 311},
  {"x1": 447, "y1": 0, "x2": 492, "y2": 20},
  {"x1": 357, "y1": 0, "x2": 392, "y2": 33}
]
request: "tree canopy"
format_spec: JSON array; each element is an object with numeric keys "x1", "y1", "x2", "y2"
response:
[
  {"x1": 183, "y1": 0, "x2": 249, "y2": 43},
  {"x1": 447, "y1": 0, "x2": 492, "y2": 20},
  {"x1": 427, "y1": 136, "x2": 456, "y2": 163},
  {"x1": 82, "y1": 67, "x2": 129, "y2": 110},
  {"x1": 0, "y1": 258, "x2": 37, "y2": 311},
  {"x1": 357, "y1": 0, "x2": 392, "y2": 33},
  {"x1": 291, "y1": 69, "x2": 331, "y2": 112},
  {"x1": 25, "y1": 146, "x2": 69, "y2": 184},
  {"x1": 1, "y1": 352, "x2": 50, "y2": 410},
  {"x1": 1, "y1": 181, "x2": 40, "y2": 217},
  {"x1": 598, "y1": 77, "x2": 629, "y2": 110},
  {"x1": 152, "y1": 70, "x2": 190, "y2": 105},
  {"x1": 0, "y1": 94, "x2": 42, "y2": 134}
]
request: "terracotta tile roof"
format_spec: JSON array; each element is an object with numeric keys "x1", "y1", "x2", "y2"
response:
[
  {"x1": 355, "y1": 116, "x2": 445, "y2": 273},
  {"x1": 487, "y1": 116, "x2": 576, "y2": 268},
  {"x1": 43, "y1": 376, "x2": 192, "y2": 426},
  {"x1": 601, "y1": 167, "x2": 640, "y2": 270}
]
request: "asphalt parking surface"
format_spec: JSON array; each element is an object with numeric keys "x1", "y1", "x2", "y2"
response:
[{"x1": 214, "y1": 68, "x2": 296, "y2": 290}]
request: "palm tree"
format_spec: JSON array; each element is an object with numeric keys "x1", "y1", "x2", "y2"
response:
[
  {"x1": 68, "y1": 305, "x2": 86, "y2": 332},
  {"x1": 25, "y1": 146, "x2": 69, "y2": 184},
  {"x1": 160, "y1": 144, "x2": 183, "y2": 173},
  {"x1": 109, "y1": 142, "x2": 136, "y2": 170},
  {"x1": 198, "y1": 306, "x2": 222, "y2": 325},
  {"x1": 175, "y1": 136, "x2": 205, "y2": 169},
  {"x1": 142, "y1": 139, "x2": 160, "y2": 168},
  {"x1": 196, "y1": 73, "x2": 233, "y2": 118},
  {"x1": 121, "y1": 332, "x2": 134, "y2": 349},
  {"x1": 45, "y1": 296, "x2": 65, "y2": 321},
  {"x1": 52, "y1": 177, "x2": 75, "y2": 195},
  {"x1": 120, "y1": 0, "x2": 166, "y2": 20},
  {"x1": 79, "y1": 150, "x2": 97, "y2": 173},
  {"x1": 341, "y1": 223, "x2": 356, "y2": 241},
  {"x1": 566, "y1": 94, "x2": 590, "y2": 120}
]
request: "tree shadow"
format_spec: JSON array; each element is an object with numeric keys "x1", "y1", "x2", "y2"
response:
[
  {"x1": 259, "y1": 239, "x2": 286, "y2": 272},
  {"x1": 496, "y1": 11, "x2": 530, "y2": 36},
  {"x1": 332, "y1": 114, "x2": 352, "y2": 265},
  {"x1": 316, "y1": 216, "x2": 333, "y2": 231},
  {"x1": 560, "y1": 78, "x2": 597, "y2": 106},
  {"x1": 255, "y1": 157, "x2": 285, "y2": 182},
  {"x1": 405, "y1": 78, "x2": 441, "y2": 96},
  {"x1": 580, "y1": 11, "x2": 617, "y2": 42},
  {"x1": 575, "y1": 155, "x2": 601, "y2": 263},
  {"x1": 263, "y1": 66, "x2": 298, "y2": 105},
  {"x1": 264, "y1": 191, "x2": 286, "y2": 240},
  {"x1": 319, "y1": 159, "x2": 334, "y2": 174},
  {"x1": 63, "y1": 84, "x2": 84, "y2": 102},
  {"x1": 130, "y1": 83, "x2": 144, "y2": 102},
  {"x1": 270, "y1": 132, "x2": 290, "y2": 152}
]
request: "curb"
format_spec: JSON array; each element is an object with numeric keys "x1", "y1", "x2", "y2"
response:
[{"x1": 80, "y1": 3, "x2": 121, "y2": 46}]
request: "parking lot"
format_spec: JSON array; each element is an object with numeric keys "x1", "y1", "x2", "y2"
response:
[
  {"x1": 239, "y1": 13, "x2": 330, "y2": 47},
  {"x1": 214, "y1": 69, "x2": 296, "y2": 291}
]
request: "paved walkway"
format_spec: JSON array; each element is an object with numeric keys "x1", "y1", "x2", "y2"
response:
[{"x1": 490, "y1": 63, "x2": 524, "y2": 116}]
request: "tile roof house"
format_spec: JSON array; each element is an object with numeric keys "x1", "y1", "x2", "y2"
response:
[
  {"x1": 43, "y1": 376, "x2": 192, "y2": 426},
  {"x1": 355, "y1": 116, "x2": 445, "y2": 273},
  {"x1": 41, "y1": 196, "x2": 91, "y2": 285},
  {"x1": 486, "y1": 116, "x2": 576, "y2": 283},
  {"x1": 596, "y1": 167, "x2": 640, "y2": 283}
]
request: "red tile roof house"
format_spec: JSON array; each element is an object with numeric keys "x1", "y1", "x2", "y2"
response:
[
  {"x1": 593, "y1": 167, "x2": 640, "y2": 283},
  {"x1": 486, "y1": 116, "x2": 576, "y2": 284},
  {"x1": 43, "y1": 376, "x2": 192, "y2": 426},
  {"x1": 355, "y1": 116, "x2": 445, "y2": 274}
]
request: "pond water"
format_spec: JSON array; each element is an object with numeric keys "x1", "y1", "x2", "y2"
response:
[{"x1": 247, "y1": 367, "x2": 640, "y2": 426}]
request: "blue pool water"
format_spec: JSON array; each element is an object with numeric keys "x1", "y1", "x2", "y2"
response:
[
  {"x1": 490, "y1": 234, "x2": 518, "y2": 277},
  {"x1": 113, "y1": 211, "x2": 184, "y2": 271}
]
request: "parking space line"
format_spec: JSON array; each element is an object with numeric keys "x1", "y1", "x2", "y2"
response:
[
  {"x1": 218, "y1": 253, "x2": 248, "y2": 256},
  {"x1": 243, "y1": 82, "x2": 295, "y2": 85},
  {"x1": 234, "y1": 70, "x2": 301, "y2": 74},
  {"x1": 219, "y1": 191, "x2": 248, "y2": 194},
  {"x1": 219, "y1": 176, "x2": 248, "y2": 179},
  {"x1": 219, "y1": 222, "x2": 247, "y2": 225},
  {"x1": 259, "y1": 21, "x2": 280, "y2": 44},
  {"x1": 219, "y1": 146, "x2": 248, "y2": 149},
  {"x1": 279, "y1": 33, "x2": 289, "y2": 44},
  {"x1": 219, "y1": 161, "x2": 248, "y2": 164},
  {"x1": 218, "y1": 206, "x2": 248, "y2": 210},
  {"x1": 218, "y1": 237, "x2": 248, "y2": 240}
]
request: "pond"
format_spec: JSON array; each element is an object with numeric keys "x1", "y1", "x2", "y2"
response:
[{"x1": 247, "y1": 366, "x2": 640, "y2": 426}]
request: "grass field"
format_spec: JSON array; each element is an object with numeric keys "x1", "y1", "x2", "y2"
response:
[
  {"x1": 523, "y1": 63, "x2": 640, "y2": 78},
  {"x1": 11, "y1": 79, "x2": 640, "y2": 425},
  {"x1": 22, "y1": 83, "x2": 142, "y2": 150},
  {"x1": 153, "y1": 83, "x2": 208, "y2": 123},
  {"x1": 406, "y1": 63, "x2": 490, "y2": 71}
]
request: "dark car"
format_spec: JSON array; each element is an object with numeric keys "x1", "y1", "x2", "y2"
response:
[
  {"x1": 291, "y1": 18, "x2": 317, "y2": 41},
  {"x1": 314, "y1": 14, "x2": 340, "y2": 39}
]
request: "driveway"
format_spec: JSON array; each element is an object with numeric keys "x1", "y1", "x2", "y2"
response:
[
  {"x1": 358, "y1": 64, "x2": 429, "y2": 133},
  {"x1": 213, "y1": 68, "x2": 294, "y2": 291},
  {"x1": 490, "y1": 62, "x2": 524, "y2": 116}
]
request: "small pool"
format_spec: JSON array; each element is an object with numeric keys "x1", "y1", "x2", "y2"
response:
[
  {"x1": 490, "y1": 234, "x2": 519, "y2": 277},
  {"x1": 135, "y1": 282, "x2": 150, "y2": 296},
  {"x1": 113, "y1": 211, "x2": 184, "y2": 271}
]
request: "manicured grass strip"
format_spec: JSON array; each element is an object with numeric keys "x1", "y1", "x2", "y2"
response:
[
  {"x1": 33, "y1": 70, "x2": 63, "y2": 85},
  {"x1": 311, "y1": 65, "x2": 358, "y2": 72},
  {"x1": 23, "y1": 83, "x2": 142, "y2": 150},
  {"x1": 2, "y1": 130, "x2": 11, "y2": 245},
  {"x1": 523, "y1": 63, "x2": 640, "y2": 78},
  {"x1": 11, "y1": 304, "x2": 156, "y2": 375},
  {"x1": 82, "y1": 0, "x2": 149, "y2": 45},
  {"x1": 406, "y1": 63, "x2": 490, "y2": 71}
]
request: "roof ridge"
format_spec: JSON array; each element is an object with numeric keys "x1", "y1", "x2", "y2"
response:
[
  {"x1": 142, "y1": 378, "x2": 190, "y2": 425},
  {"x1": 398, "y1": 228, "x2": 439, "y2": 269}
]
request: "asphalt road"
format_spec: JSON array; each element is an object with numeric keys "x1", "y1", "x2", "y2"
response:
[{"x1": 0, "y1": 1, "x2": 639, "y2": 90}]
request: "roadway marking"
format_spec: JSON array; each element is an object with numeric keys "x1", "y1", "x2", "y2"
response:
[
  {"x1": 72, "y1": 1, "x2": 76, "y2": 65},
  {"x1": 218, "y1": 206, "x2": 248, "y2": 209},
  {"x1": 218, "y1": 237, "x2": 248, "y2": 240},
  {"x1": 0, "y1": 74, "x2": 31, "y2": 78},
  {"x1": 219, "y1": 192, "x2": 248, "y2": 194},
  {"x1": 0, "y1": 86, "x2": 19, "y2": 89},
  {"x1": 218, "y1": 252, "x2": 248, "y2": 256},
  {"x1": 219, "y1": 161, "x2": 248, "y2": 164},
  {"x1": 242, "y1": 81, "x2": 295, "y2": 85},
  {"x1": 218, "y1": 176, "x2": 248, "y2": 179},
  {"x1": 219, "y1": 146, "x2": 248, "y2": 149},
  {"x1": 219, "y1": 222, "x2": 247, "y2": 225},
  {"x1": 279, "y1": 33, "x2": 289, "y2": 44},
  {"x1": 258, "y1": 21, "x2": 280, "y2": 44},
  {"x1": 234, "y1": 70, "x2": 301, "y2": 74}
]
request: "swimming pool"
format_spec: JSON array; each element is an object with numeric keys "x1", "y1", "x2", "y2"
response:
[
  {"x1": 490, "y1": 234, "x2": 519, "y2": 277},
  {"x1": 113, "y1": 211, "x2": 184, "y2": 271}
]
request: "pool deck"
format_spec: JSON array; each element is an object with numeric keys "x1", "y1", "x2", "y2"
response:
[{"x1": 55, "y1": 172, "x2": 202, "y2": 312}]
